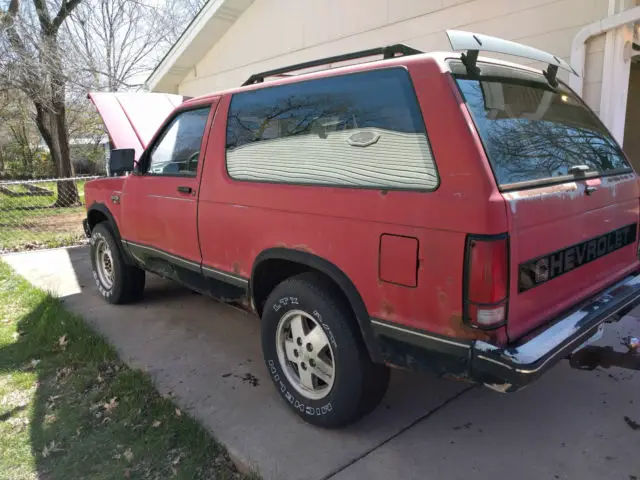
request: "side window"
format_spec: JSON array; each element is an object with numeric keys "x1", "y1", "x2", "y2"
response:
[
  {"x1": 225, "y1": 68, "x2": 438, "y2": 190},
  {"x1": 148, "y1": 107, "x2": 211, "y2": 176}
]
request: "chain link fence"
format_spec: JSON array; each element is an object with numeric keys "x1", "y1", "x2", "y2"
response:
[{"x1": 0, "y1": 176, "x2": 103, "y2": 253}]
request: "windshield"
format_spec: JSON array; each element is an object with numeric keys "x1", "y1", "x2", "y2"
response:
[{"x1": 455, "y1": 76, "x2": 631, "y2": 189}]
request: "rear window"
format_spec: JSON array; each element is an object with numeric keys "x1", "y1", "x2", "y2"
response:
[
  {"x1": 455, "y1": 75, "x2": 631, "y2": 189},
  {"x1": 225, "y1": 68, "x2": 438, "y2": 190}
]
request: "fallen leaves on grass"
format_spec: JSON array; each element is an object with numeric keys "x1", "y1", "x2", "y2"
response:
[
  {"x1": 151, "y1": 420, "x2": 161, "y2": 428},
  {"x1": 123, "y1": 448, "x2": 134, "y2": 462},
  {"x1": 104, "y1": 397, "x2": 119, "y2": 415},
  {"x1": 58, "y1": 334, "x2": 68, "y2": 350},
  {"x1": 55, "y1": 366, "x2": 72, "y2": 382},
  {"x1": 46, "y1": 394, "x2": 61, "y2": 410},
  {"x1": 41, "y1": 440, "x2": 62, "y2": 458},
  {"x1": 175, "y1": 408, "x2": 181, "y2": 417}
]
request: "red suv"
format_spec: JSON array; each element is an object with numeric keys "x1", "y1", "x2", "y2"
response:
[{"x1": 84, "y1": 30, "x2": 640, "y2": 428}]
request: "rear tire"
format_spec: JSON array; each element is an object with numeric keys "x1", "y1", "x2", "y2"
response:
[
  {"x1": 261, "y1": 272, "x2": 389, "y2": 428},
  {"x1": 90, "y1": 222, "x2": 145, "y2": 304}
]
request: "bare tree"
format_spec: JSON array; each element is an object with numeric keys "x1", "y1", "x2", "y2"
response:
[
  {"x1": 1, "y1": 0, "x2": 82, "y2": 205},
  {"x1": 0, "y1": 0, "x2": 204, "y2": 189},
  {"x1": 156, "y1": 0, "x2": 206, "y2": 50},
  {"x1": 65, "y1": 0, "x2": 167, "y2": 92},
  {"x1": 62, "y1": 0, "x2": 207, "y2": 94}
]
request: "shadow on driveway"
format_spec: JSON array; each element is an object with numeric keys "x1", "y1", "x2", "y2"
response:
[{"x1": 3, "y1": 246, "x2": 639, "y2": 480}]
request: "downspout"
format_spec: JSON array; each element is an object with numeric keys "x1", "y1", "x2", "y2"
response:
[{"x1": 569, "y1": 5, "x2": 640, "y2": 96}]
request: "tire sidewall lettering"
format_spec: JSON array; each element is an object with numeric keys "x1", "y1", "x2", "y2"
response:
[
  {"x1": 265, "y1": 315, "x2": 334, "y2": 417},
  {"x1": 273, "y1": 298, "x2": 339, "y2": 350}
]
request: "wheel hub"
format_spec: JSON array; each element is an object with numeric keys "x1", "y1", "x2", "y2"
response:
[
  {"x1": 94, "y1": 238, "x2": 114, "y2": 290},
  {"x1": 275, "y1": 310, "x2": 335, "y2": 400}
]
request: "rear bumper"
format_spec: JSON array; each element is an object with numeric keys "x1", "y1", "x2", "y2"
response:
[
  {"x1": 372, "y1": 274, "x2": 640, "y2": 391},
  {"x1": 470, "y1": 274, "x2": 640, "y2": 391}
]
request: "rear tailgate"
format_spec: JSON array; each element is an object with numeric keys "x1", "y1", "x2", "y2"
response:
[
  {"x1": 455, "y1": 66, "x2": 640, "y2": 340},
  {"x1": 504, "y1": 175, "x2": 638, "y2": 339}
]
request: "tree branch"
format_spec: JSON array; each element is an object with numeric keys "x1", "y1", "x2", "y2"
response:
[
  {"x1": 52, "y1": 0, "x2": 83, "y2": 33},
  {"x1": 32, "y1": 0, "x2": 52, "y2": 32}
]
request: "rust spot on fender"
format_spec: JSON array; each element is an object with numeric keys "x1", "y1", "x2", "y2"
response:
[
  {"x1": 437, "y1": 289, "x2": 448, "y2": 307},
  {"x1": 445, "y1": 314, "x2": 491, "y2": 341},
  {"x1": 381, "y1": 299, "x2": 395, "y2": 317},
  {"x1": 232, "y1": 262, "x2": 240, "y2": 275},
  {"x1": 292, "y1": 244, "x2": 314, "y2": 254}
]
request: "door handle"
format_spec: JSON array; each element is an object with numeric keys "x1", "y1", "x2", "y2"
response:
[
  {"x1": 177, "y1": 186, "x2": 192, "y2": 194},
  {"x1": 585, "y1": 186, "x2": 597, "y2": 196}
]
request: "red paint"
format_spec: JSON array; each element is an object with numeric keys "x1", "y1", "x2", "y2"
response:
[
  {"x1": 88, "y1": 92, "x2": 186, "y2": 160},
  {"x1": 85, "y1": 52, "x2": 639, "y2": 348},
  {"x1": 379, "y1": 235, "x2": 419, "y2": 287}
]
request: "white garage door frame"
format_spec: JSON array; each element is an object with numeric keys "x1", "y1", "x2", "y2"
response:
[{"x1": 570, "y1": 5, "x2": 640, "y2": 144}]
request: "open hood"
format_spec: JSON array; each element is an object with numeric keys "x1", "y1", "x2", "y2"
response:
[{"x1": 88, "y1": 92, "x2": 188, "y2": 159}]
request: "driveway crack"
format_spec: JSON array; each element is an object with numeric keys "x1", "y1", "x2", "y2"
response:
[{"x1": 322, "y1": 385, "x2": 475, "y2": 480}]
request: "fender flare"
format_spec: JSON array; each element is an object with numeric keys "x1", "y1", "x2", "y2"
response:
[
  {"x1": 251, "y1": 248, "x2": 383, "y2": 363},
  {"x1": 86, "y1": 202, "x2": 137, "y2": 265},
  {"x1": 86, "y1": 202, "x2": 123, "y2": 242}
]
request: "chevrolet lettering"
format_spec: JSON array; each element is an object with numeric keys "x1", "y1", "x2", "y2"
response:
[{"x1": 519, "y1": 225, "x2": 637, "y2": 292}]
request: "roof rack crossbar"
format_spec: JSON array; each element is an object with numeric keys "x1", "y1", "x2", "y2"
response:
[{"x1": 241, "y1": 44, "x2": 423, "y2": 86}]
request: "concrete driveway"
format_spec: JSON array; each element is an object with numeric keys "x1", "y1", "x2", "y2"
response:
[{"x1": 3, "y1": 246, "x2": 639, "y2": 480}]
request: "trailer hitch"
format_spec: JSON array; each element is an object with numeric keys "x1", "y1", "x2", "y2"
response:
[{"x1": 569, "y1": 337, "x2": 640, "y2": 371}]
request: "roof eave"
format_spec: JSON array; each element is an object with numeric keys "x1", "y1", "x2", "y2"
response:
[{"x1": 146, "y1": 0, "x2": 254, "y2": 93}]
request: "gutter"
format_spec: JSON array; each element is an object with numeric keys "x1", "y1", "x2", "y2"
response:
[{"x1": 570, "y1": 5, "x2": 640, "y2": 95}]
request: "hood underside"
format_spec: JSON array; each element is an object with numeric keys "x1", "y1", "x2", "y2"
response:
[{"x1": 88, "y1": 92, "x2": 188, "y2": 159}]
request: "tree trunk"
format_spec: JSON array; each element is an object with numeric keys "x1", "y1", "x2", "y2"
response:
[
  {"x1": 32, "y1": 32, "x2": 80, "y2": 208},
  {"x1": 34, "y1": 102, "x2": 80, "y2": 207}
]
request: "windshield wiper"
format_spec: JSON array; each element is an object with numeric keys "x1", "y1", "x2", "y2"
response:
[{"x1": 568, "y1": 164, "x2": 591, "y2": 176}]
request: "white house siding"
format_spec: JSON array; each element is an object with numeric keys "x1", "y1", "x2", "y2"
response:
[
  {"x1": 176, "y1": 0, "x2": 610, "y2": 112},
  {"x1": 623, "y1": 62, "x2": 640, "y2": 169}
]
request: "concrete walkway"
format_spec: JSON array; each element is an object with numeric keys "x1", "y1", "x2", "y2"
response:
[{"x1": 3, "y1": 246, "x2": 639, "y2": 480}]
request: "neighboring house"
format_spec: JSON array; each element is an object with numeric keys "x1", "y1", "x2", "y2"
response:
[
  {"x1": 38, "y1": 136, "x2": 110, "y2": 175},
  {"x1": 146, "y1": 0, "x2": 640, "y2": 169}
]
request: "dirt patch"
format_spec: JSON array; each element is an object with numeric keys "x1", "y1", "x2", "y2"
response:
[{"x1": 28, "y1": 211, "x2": 85, "y2": 233}]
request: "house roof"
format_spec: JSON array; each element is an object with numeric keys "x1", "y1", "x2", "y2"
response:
[{"x1": 146, "y1": 0, "x2": 254, "y2": 93}]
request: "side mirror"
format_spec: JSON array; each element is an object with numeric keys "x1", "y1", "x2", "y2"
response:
[{"x1": 108, "y1": 148, "x2": 135, "y2": 176}]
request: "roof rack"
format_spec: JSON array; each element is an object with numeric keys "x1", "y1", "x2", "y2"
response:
[
  {"x1": 241, "y1": 44, "x2": 423, "y2": 86},
  {"x1": 446, "y1": 29, "x2": 578, "y2": 86}
]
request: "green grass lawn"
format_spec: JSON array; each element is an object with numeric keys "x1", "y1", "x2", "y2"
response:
[
  {"x1": 0, "y1": 261, "x2": 251, "y2": 480},
  {"x1": 0, "y1": 181, "x2": 88, "y2": 252}
]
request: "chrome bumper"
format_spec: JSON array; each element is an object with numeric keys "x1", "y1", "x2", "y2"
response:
[{"x1": 471, "y1": 274, "x2": 640, "y2": 392}]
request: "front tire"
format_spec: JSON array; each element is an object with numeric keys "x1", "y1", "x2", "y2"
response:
[
  {"x1": 90, "y1": 222, "x2": 145, "y2": 304},
  {"x1": 261, "y1": 273, "x2": 389, "y2": 428}
]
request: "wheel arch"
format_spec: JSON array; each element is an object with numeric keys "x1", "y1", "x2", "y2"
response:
[
  {"x1": 250, "y1": 248, "x2": 383, "y2": 363},
  {"x1": 87, "y1": 203, "x2": 122, "y2": 242},
  {"x1": 86, "y1": 202, "x2": 137, "y2": 265}
]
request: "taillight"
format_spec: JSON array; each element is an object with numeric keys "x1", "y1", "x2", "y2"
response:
[{"x1": 463, "y1": 234, "x2": 509, "y2": 329}]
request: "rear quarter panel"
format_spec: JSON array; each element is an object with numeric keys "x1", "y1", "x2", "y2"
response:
[{"x1": 197, "y1": 59, "x2": 509, "y2": 343}]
